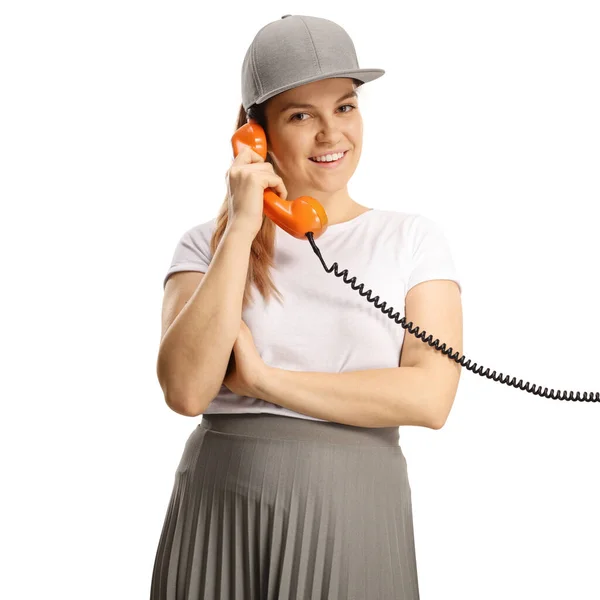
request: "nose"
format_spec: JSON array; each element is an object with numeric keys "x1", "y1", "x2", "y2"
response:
[{"x1": 316, "y1": 125, "x2": 343, "y2": 146}]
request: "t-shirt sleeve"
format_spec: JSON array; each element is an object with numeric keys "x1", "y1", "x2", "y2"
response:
[
  {"x1": 406, "y1": 214, "x2": 462, "y2": 294},
  {"x1": 163, "y1": 220, "x2": 215, "y2": 290}
]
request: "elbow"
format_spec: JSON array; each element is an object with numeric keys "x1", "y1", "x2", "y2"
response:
[
  {"x1": 429, "y1": 397, "x2": 454, "y2": 430},
  {"x1": 165, "y1": 393, "x2": 198, "y2": 417},
  {"x1": 421, "y1": 406, "x2": 444, "y2": 430},
  {"x1": 429, "y1": 414, "x2": 446, "y2": 430},
  {"x1": 165, "y1": 385, "x2": 217, "y2": 417},
  {"x1": 163, "y1": 388, "x2": 210, "y2": 417},
  {"x1": 156, "y1": 357, "x2": 215, "y2": 417}
]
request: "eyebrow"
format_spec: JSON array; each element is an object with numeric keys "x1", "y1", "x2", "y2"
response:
[{"x1": 279, "y1": 90, "x2": 358, "y2": 114}]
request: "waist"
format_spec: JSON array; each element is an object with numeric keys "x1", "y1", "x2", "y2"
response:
[{"x1": 200, "y1": 413, "x2": 400, "y2": 448}]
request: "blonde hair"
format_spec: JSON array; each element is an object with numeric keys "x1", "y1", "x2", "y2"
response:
[{"x1": 209, "y1": 79, "x2": 361, "y2": 312}]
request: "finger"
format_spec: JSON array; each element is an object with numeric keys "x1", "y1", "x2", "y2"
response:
[
  {"x1": 234, "y1": 146, "x2": 264, "y2": 165},
  {"x1": 269, "y1": 176, "x2": 287, "y2": 200}
]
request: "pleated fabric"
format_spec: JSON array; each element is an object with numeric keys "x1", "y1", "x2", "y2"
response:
[{"x1": 150, "y1": 413, "x2": 420, "y2": 600}]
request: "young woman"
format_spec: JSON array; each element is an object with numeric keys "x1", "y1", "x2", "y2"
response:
[{"x1": 152, "y1": 14, "x2": 463, "y2": 600}]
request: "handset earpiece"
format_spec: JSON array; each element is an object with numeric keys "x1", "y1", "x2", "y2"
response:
[{"x1": 231, "y1": 120, "x2": 328, "y2": 239}]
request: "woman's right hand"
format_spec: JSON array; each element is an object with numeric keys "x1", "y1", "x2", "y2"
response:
[{"x1": 226, "y1": 146, "x2": 288, "y2": 238}]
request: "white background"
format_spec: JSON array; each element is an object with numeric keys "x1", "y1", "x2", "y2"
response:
[{"x1": 2, "y1": 1, "x2": 599, "y2": 598}]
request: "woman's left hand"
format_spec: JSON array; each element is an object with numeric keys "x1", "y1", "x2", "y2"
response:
[{"x1": 223, "y1": 319, "x2": 270, "y2": 398}]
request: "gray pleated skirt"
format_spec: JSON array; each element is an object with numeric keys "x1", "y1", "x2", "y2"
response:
[{"x1": 150, "y1": 413, "x2": 420, "y2": 600}]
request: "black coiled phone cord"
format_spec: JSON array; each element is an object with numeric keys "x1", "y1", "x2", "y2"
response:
[{"x1": 305, "y1": 232, "x2": 599, "y2": 403}]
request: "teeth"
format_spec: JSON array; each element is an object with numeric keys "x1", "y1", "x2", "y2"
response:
[{"x1": 310, "y1": 151, "x2": 345, "y2": 162}]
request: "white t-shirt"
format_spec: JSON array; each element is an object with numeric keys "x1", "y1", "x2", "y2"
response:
[{"x1": 163, "y1": 208, "x2": 462, "y2": 422}]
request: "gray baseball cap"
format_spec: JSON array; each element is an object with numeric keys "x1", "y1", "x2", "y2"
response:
[{"x1": 241, "y1": 14, "x2": 385, "y2": 112}]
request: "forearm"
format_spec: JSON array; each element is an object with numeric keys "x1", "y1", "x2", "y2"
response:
[{"x1": 255, "y1": 366, "x2": 440, "y2": 429}]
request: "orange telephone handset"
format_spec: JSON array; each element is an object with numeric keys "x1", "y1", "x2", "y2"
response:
[{"x1": 231, "y1": 119, "x2": 328, "y2": 240}]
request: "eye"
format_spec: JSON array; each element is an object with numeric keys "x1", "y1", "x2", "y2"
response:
[
  {"x1": 290, "y1": 104, "x2": 357, "y2": 122},
  {"x1": 290, "y1": 112, "x2": 309, "y2": 122}
]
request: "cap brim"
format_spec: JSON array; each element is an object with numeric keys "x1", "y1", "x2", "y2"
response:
[{"x1": 252, "y1": 68, "x2": 385, "y2": 107}]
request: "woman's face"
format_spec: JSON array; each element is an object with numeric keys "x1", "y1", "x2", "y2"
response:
[{"x1": 263, "y1": 77, "x2": 363, "y2": 196}]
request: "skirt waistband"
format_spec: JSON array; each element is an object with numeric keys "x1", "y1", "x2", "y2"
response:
[{"x1": 200, "y1": 413, "x2": 400, "y2": 448}]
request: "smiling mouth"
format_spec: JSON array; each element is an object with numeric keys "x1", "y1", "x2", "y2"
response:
[{"x1": 308, "y1": 150, "x2": 349, "y2": 165}]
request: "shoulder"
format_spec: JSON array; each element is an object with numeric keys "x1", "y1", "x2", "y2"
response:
[
  {"x1": 403, "y1": 212, "x2": 455, "y2": 252},
  {"x1": 186, "y1": 217, "x2": 217, "y2": 238},
  {"x1": 177, "y1": 217, "x2": 217, "y2": 248},
  {"x1": 366, "y1": 209, "x2": 439, "y2": 243},
  {"x1": 363, "y1": 208, "x2": 417, "y2": 233}
]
